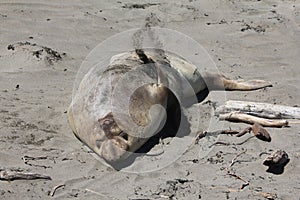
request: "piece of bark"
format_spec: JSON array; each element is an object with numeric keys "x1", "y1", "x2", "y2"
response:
[
  {"x1": 0, "y1": 170, "x2": 51, "y2": 181},
  {"x1": 219, "y1": 112, "x2": 288, "y2": 127},
  {"x1": 263, "y1": 149, "x2": 289, "y2": 175},
  {"x1": 263, "y1": 150, "x2": 289, "y2": 166},
  {"x1": 216, "y1": 100, "x2": 300, "y2": 119}
]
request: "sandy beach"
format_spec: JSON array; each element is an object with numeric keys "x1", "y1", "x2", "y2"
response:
[{"x1": 0, "y1": 0, "x2": 299, "y2": 199}]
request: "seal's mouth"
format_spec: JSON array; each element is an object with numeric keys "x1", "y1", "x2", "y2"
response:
[
  {"x1": 98, "y1": 112, "x2": 129, "y2": 143},
  {"x1": 118, "y1": 131, "x2": 128, "y2": 141},
  {"x1": 96, "y1": 112, "x2": 131, "y2": 162}
]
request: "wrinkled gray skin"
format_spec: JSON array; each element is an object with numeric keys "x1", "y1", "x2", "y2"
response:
[{"x1": 68, "y1": 49, "x2": 272, "y2": 163}]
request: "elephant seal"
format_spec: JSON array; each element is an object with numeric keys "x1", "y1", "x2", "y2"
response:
[{"x1": 68, "y1": 48, "x2": 272, "y2": 164}]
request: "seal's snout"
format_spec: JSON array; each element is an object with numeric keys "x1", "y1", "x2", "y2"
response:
[
  {"x1": 96, "y1": 112, "x2": 131, "y2": 162},
  {"x1": 99, "y1": 139, "x2": 128, "y2": 162}
]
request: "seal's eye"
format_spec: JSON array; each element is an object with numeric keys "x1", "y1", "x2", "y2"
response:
[
  {"x1": 98, "y1": 113, "x2": 115, "y2": 130},
  {"x1": 103, "y1": 120, "x2": 111, "y2": 125},
  {"x1": 99, "y1": 120, "x2": 112, "y2": 132}
]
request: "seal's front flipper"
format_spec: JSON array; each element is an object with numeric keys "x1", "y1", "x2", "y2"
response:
[{"x1": 222, "y1": 76, "x2": 272, "y2": 91}]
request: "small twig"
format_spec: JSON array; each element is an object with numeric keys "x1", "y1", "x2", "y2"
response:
[
  {"x1": 209, "y1": 141, "x2": 231, "y2": 147},
  {"x1": 220, "y1": 130, "x2": 240, "y2": 135},
  {"x1": 22, "y1": 155, "x2": 48, "y2": 161},
  {"x1": 226, "y1": 150, "x2": 249, "y2": 190},
  {"x1": 226, "y1": 172, "x2": 249, "y2": 189},
  {"x1": 229, "y1": 149, "x2": 247, "y2": 167},
  {"x1": 226, "y1": 172, "x2": 248, "y2": 184},
  {"x1": 240, "y1": 182, "x2": 250, "y2": 190},
  {"x1": 50, "y1": 184, "x2": 65, "y2": 196},
  {"x1": 259, "y1": 151, "x2": 271, "y2": 157},
  {"x1": 22, "y1": 155, "x2": 52, "y2": 169},
  {"x1": 195, "y1": 130, "x2": 239, "y2": 144},
  {"x1": 209, "y1": 136, "x2": 255, "y2": 148},
  {"x1": 195, "y1": 131, "x2": 207, "y2": 144},
  {"x1": 235, "y1": 136, "x2": 255, "y2": 145},
  {"x1": 0, "y1": 170, "x2": 51, "y2": 181},
  {"x1": 236, "y1": 127, "x2": 252, "y2": 137}
]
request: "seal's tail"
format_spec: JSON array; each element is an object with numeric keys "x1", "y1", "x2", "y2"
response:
[
  {"x1": 221, "y1": 75, "x2": 273, "y2": 91},
  {"x1": 202, "y1": 72, "x2": 272, "y2": 91}
]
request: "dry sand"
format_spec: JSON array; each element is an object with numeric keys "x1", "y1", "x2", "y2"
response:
[{"x1": 0, "y1": 0, "x2": 299, "y2": 199}]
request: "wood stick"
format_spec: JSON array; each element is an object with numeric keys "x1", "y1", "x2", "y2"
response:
[
  {"x1": 229, "y1": 149, "x2": 247, "y2": 167},
  {"x1": 226, "y1": 150, "x2": 249, "y2": 190},
  {"x1": 50, "y1": 184, "x2": 65, "y2": 196},
  {"x1": 195, "y1": 130, "x2": 239, "y2": 144},
  {"x1": 288, "y1": 120, "x2": 300, "y2": 124},
  {"x1": 219, "y1": 112, "x2": 288, "y2": 127},
  {"x1": 216, "y1": 100, "x2": 300, "y2": 119},
  {"x1": 209, "y1": 136, "x2": 255, "y2": 147},
  {"x1": 0, "y1": 170, "x2": 51, "y2": 181}
]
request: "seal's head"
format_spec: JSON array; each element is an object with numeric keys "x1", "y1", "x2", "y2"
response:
[
  {"x1": 96, "y1": 112, "x2": 130, "y2": 162},
  {"x1": 68, "y1": 82, "x2": 169, "y2": 163}
]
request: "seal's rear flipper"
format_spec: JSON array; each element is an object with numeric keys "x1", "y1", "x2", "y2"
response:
[{"x1": 222, "y1": 76, "x2": 272, "y2": 91}]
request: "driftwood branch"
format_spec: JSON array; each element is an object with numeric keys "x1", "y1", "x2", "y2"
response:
[
  {"x1": 0, "y1": 170, "x2": 51, "y2": 181},
  {"x1": 219, "y1": 112, "x2": 288, "y2": 127},
  {"x1": 216, "y1": 100, "x2": 300, "y2": 119}
]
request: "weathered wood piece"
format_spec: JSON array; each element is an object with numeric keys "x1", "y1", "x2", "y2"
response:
[
  {"x1": 263, "y1": 149, "x2": 289, "y2": 174},
  {"x1": 219, "y1": 112, "x2": 288, "y2": 127},
  {"x1": 216, "y1": 100, "x2": 300, "y2": 119},
  {"x1": 0, "y1": 170, "x2": 51, "y2": 181},
  {"x1": 263, "y1": 149, "x2": 289, "y2": 167}
]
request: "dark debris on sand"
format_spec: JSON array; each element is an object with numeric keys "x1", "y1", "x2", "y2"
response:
[
  {"x1": 7, "y1": 41, "x2": 66, "y2": 65},
  {"x1": 122, "y1": 3, "x2": 160, "y2": 9}
]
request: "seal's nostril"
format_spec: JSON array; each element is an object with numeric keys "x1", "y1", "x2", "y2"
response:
[{"x1": 119, "y1": 131, "x2": 128, "y2": 140}]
